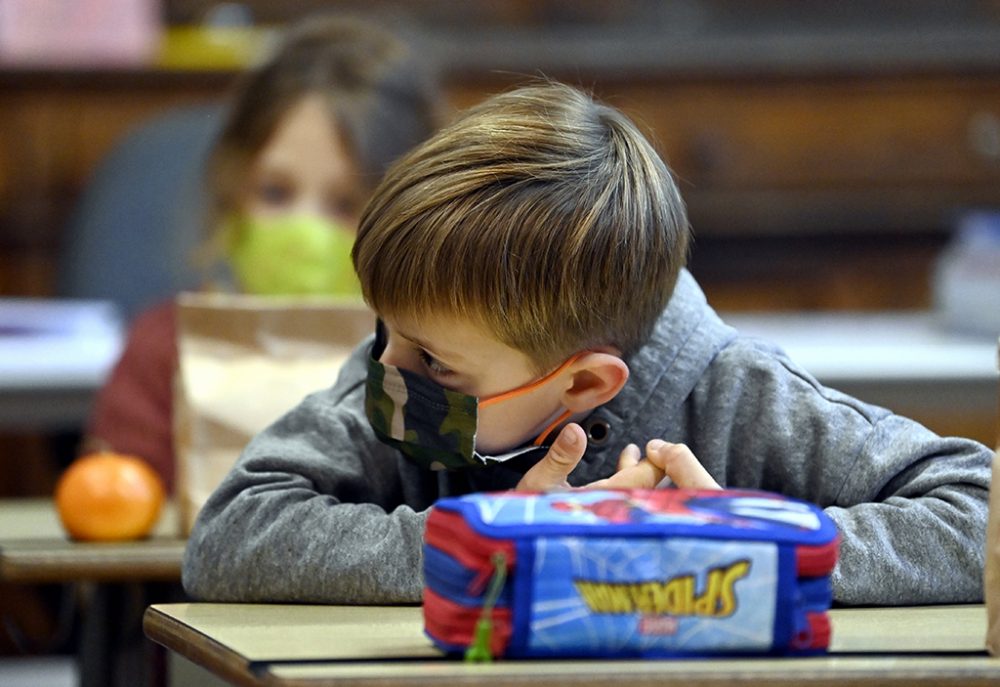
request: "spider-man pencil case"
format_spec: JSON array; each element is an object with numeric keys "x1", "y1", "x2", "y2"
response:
[{"x1": 423, "y1": 488, "x2": 839, "y2": 659}]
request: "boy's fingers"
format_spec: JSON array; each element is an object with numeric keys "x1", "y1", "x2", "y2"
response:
[
  {"x1": 617, "y1": 443, "x2": 641, "y2": 472},
  {"x1": 588, "y1": 459, "x2": 665, "y2": 490},
  {"x1": 516, "y1": 423, "x2": 587, "y2": 491},
  {"x1": 646, "y1": 440, "x2": 720, "y2": 490}
]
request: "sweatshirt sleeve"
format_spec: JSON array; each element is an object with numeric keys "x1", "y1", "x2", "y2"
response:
[
  {"x1": 823, "y1": 415, "x2": 990, "y2": 605},
  {"x1": 182, "y1": 349, "x2": 435, "y2": 604},
  {"x1": 689, "y1": 338, "x2": 991, "y2": 606}
]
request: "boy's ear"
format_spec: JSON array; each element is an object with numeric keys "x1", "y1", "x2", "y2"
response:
[{"x1": 561, "y1": 352, "x2": 629, "y2": 413}]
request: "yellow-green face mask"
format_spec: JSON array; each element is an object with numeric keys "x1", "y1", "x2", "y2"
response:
[{"x1": 223, "y1": 214, "x2": 361, "y2": 297}]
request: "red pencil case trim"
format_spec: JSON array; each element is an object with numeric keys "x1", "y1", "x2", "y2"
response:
[{"x1": 423, "y1": 587, "x2": 513, "y2": 656}]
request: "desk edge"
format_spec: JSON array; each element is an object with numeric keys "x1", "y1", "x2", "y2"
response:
[{"x1": 143, "y1": 605, "x2": 263, "y2": 687}]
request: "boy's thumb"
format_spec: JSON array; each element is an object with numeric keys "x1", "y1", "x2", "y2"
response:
[
  {"x1": 539, "y1": 424, "x2": 586, "y2": 477},
  {"x1": 516, "y1": 423, "x2": 587, "y2": 491},
  {"x1": 551, "y1": 423, "x2": 583, "y2": 459}
]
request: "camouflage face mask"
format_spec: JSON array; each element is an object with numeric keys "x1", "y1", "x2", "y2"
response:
[{"x1": 364, "y1": 324, "x2": 578, "y2": 471}]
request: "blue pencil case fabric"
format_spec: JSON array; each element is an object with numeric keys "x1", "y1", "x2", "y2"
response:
[{"x1": 423, "y1": 488, "x2": 839, "y2": 659}]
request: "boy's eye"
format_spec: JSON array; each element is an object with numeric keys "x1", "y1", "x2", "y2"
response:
[{"x1": 418, "y1": 349, "x2": 453, "y2": 377}]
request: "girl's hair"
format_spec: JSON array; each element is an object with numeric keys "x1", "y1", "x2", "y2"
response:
[
  {"x1": 353, "y1": 81, "x2": 690, "y2": 370},
  {"x1": 206, "y1": 15, "x2": 443, "y2": 228}
]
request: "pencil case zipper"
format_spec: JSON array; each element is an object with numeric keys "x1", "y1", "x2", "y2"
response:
[{"x1": 423, "y1": 586, "x2": 513, "y2": 655}]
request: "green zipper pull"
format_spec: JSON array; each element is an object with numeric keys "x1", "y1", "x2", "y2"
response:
[{"x1": 464, "y1": 551, "x2": 508, "y2": 663}]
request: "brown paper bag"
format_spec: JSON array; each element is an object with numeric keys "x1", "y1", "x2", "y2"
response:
[
  {"x1": 174, "y1": 292, "x2": 375, "y2": 535},
  {"x1": 986, "y1": 337, "x2": 1000, "y2": 654}
]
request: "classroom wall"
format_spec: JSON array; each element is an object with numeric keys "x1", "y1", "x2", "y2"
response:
[
  {"x1": 3, "y1": 1, "x2": 1000, "y2": 310},
  {"x1": 2, "y1": 0, "x2": 999, "y2": 492}
]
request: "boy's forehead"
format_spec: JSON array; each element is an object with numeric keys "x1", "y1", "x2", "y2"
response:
[{"x1": 384, "y1": 312, "x2": 485, "y2": 356}]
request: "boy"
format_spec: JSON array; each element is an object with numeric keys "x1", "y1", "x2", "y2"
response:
[{"x1": 183, "y1": 82, "x2": 991, "y2": 606}]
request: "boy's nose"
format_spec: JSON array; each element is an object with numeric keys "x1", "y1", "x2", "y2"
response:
[
  {"x1": 377, "y1": 341, "x2": 406, "y2": 368},
  {"x1": 378, "y1": 342, "x2": 427, "y2": 377}
]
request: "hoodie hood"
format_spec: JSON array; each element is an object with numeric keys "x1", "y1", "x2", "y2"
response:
[{"x1": 568, "y1": 269, "x2": 738, "y2": 484}]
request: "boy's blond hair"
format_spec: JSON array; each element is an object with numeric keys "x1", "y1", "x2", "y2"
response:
[{"x1": 353, "y1": 81, "x2": 690, "y2": 370}]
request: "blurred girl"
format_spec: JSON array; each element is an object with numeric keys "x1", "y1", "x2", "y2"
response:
[{"x1": 84, "y1": 16, "x2": 443, "y2": 491}]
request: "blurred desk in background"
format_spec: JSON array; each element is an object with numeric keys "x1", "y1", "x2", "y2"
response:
[
  {"x1": 0, "y1": 299, "x2": 123, "y2": 431},
  {"x1": 0, "y1": 498, "x2": 183, "y2": 583},
  {"x1": 725, "y1": 311, "x2": 998, "y2": 444},
  {"x1": 0, "y1": 498, "x2": 184, "y2": 687}
]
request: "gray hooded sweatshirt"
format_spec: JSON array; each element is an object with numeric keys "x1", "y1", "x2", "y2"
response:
[{"x1": 183, "y1": 270, "x2": 991, "y2": 606}]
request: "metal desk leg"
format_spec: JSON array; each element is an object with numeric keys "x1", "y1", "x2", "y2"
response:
[{"x1": 77, "y1": 581, "x2": 175, "y2": 687}]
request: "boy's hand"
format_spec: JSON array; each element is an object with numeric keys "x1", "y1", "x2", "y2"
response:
[
  {"x1": 515, "y1": 423, "x2": 587, "y2": 491},
  {"x1": 586, "y1": 440, "x2": 721, "y2": 491},
  {"x1": 515, "y1": 426, "x2": 721, "y2": 492}
]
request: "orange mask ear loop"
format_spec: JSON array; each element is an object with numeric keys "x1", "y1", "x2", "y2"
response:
[
  {"x1": 478, "y1": 352, "x2": 587, "y2": 446},
  {"x1": 531, "y1": 408, "x2": 574, "y2": 447}
]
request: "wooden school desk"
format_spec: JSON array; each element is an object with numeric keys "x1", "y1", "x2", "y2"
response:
[
  {"x1": 144, "y1": 602, "x2": 997, "y2": 687},
  {"x1": 0, "y1": 498, "x2": 186, "y2": 687},
  {"x1": 0, "y1": 498, "x2": 184, "y2": 582}
]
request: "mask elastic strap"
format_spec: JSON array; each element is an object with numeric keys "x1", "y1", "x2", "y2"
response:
[
  {"x1": 532, "y1": 408, "x2": 573, "y2": 446},
  {"x1": 478, "y1": 352, "x2": 587, "y2": 409}
]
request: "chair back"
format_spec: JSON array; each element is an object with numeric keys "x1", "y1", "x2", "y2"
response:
[{"x1": 57, "y1": 103, "x2": 225, "y2": 321}]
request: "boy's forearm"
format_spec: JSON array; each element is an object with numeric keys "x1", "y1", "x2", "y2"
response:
[
  {"x1": 181, "y1": 366, "x2": 437, "y2": 603},
  {"x1": 183, "y1": 490, "x2": 427, "y2": 603},
  {"x1": 826, "y1": 482, "x2": 987, "y2": 605},
  {"x1": 821, "y1": 415, "x2": 992, "y2": 605}
]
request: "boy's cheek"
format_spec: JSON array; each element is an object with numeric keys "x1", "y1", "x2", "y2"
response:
[
  {"x1": 476, "y1": 403, "x2": 559, "y2": 454},
  {"x1": 473, "y1": 412, "x2": 529, "y2": 454}
]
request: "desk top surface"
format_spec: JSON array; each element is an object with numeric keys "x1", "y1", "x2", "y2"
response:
[
  {"x1": 723, "y1": 311, "x2": 998, "y2": 382},
  {"x1": 0, "y1": 498, "x2": 185, "y2": 582},
  {"x1": 144, "y1": 602, "x2": 996, "y2": 687}
]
